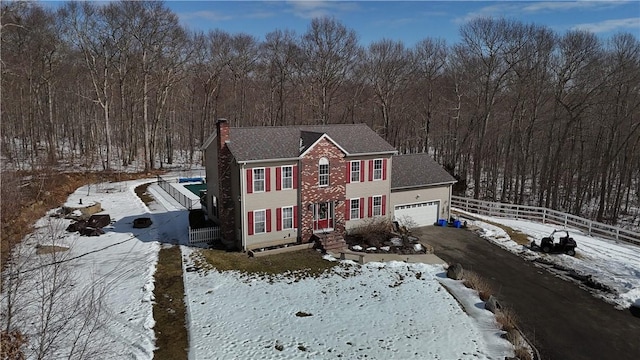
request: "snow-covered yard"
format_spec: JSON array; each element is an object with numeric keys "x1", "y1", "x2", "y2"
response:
[
  {"x1": 458, "y1": 210, "x2": 640, "y2": 310},
  {"x1": 3, "y1": 178, "x2": 516, "y2": 359},
  {"x1": 183, "y1": 251, "x2": 513, "y2": 359},
  {"x1": 2, "y1": 179, "x2": 161, "y2": 359}
]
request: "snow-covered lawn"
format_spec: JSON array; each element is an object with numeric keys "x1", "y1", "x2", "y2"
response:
[
  {"x1": 3, "y1": 178, "x2": 514, "y2": 359},
  {"x1": 458, "y1": 210, "x2": 640, "y2": 310},
  {"x1": 2, "y1": 179, "x2": 160, "y2": 359},
  {"x1": 183, "y1": 250, "x2": 513, "y2": 359}
]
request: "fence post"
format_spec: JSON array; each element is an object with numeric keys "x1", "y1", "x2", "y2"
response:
[
  {"x1": 616, "y1": 228, "x2": 620, "y2": 243},
  {"x1": 542, "y1": 209, "x2": 546, "y2": 224},
  {"x1": 588, "y1": 221, "x2": 592, "y2": 237}
]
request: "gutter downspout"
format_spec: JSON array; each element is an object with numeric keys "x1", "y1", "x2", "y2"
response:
[
  {"x1": 240, "y1": 162, "x2": 247, "y2": 251},
  {"x1": 448, "y1": 184, "x2": 453, "y2": 220}
]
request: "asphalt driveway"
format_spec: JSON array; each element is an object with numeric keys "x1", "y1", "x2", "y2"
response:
[{"x1": 414, "y1": 226, "x2": 640, "y2": 360}]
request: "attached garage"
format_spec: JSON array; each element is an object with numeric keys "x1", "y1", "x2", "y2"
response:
[
  {"x1": 394, "y1": 201, "x2": 440, "y2": 227},
  {"x1": 390, "y1": 153, "x2": 457, "y2": 227}
]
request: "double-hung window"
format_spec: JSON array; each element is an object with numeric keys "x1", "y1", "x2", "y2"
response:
[
  {"x1": 254, "y1": 210, "x2": 266, "y2": 234},
  {"x1": 372, "y1": 196, "x2": 382, "y2": 216},
  {"x1": 253, "y1": 168, "x2": 265, "y2": 192},
  {"x1": 282, "y1": 206, "x2": 293, "y2": 230},
  {"x1": 319, "y1": 158, "x2": 329, "y2": 186},
  {"x1": 373, "y1": 159, "x2": 383, "y2": 180},
  {"x1": 282, "y1": 166, "x2": 293, "y2": 190},
  {"x1": 350, "y1": 199, "x2": 360, "y2": 220},
  {"x1": 350, "y1": 161, "x2": 360, "y2": 182}
]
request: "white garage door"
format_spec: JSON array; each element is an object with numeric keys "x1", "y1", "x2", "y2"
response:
[{"x1": 394, "y1": 201, "x2": 440, "y2": 227}]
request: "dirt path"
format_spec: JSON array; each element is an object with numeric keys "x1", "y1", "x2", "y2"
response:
[{"x1": 414, "y1": 226, "x2": 640, "y2": 360}]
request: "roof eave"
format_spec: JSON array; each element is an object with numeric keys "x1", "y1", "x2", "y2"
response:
[
  {"x1": 201, "y1": 132, "x2": 218, "y2": 151},
  {"x1": 299, "y1": 133, "x2": 350, "y2": 157},
  {"x1": 345, "y1": 150, "x2": 398, "y2": 157},
  {"x1": 391, "y1": 180, "x2": 457, "y2": 191},
  {"x1": 238, "y1": 157, "x2": 301, "y2": 165}
]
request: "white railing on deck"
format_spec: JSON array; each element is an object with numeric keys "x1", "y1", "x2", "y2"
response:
[
  {"x1": 451, "y1": 196, "x2": 640, "y2": 246},
  {"x1": 188, "y1": 226, "x2": 220, "y2": 244}
]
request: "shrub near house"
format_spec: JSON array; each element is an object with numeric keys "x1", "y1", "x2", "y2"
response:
[{"x1": 202, "y1": 119, "x2": 456, "y2": 251}]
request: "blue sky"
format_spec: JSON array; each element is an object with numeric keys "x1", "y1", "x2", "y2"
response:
[
  {"x1": 40, "y1": 1, "x2": 639, "y2": 45},
  {"x1": 166, "y1": 1, "x2": 639, "y2": 45}
]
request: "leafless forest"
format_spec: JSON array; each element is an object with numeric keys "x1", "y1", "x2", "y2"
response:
[{"x1": 1, "y1": 1, "x2": 639, "y2": 226}]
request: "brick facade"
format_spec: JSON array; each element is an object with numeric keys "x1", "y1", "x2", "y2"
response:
[
  {"x1": 216, "y1": 119, "x2": 236, "y2": 246},
  {"x1": 299, "y1": 137, "x2": 347, "y2": 242}
]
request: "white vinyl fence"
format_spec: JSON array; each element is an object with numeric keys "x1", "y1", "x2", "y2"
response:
[
  {"x1": 452, "y1": 196, "x2": 640, "y2": 246},
  {"x1": 188, "y1": 226, "x2": 220, "y2": 244}
]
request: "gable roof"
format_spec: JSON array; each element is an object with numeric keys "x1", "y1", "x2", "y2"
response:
[
  {"x1": 391, "y1": 153, "x2": 457, "y2": 189},
  {"x1": 222, "y1": 124, "x2": 397, "y2": 162}
]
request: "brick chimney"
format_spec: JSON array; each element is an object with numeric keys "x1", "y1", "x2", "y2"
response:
[
  {"x1": 216, "y1": 118, "x2": 229, "y2": 149},
  {"x1": 215, "y1": 118, "x2": 236, "y2": 248}
]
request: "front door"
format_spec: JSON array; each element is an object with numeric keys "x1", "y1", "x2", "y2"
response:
[{"x1": 313, "y1": 201, "x2": 333, "y2": 232}]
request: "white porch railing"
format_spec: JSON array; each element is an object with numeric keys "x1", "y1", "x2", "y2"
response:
[
  {"x1": 451, "y1": 196, "x2": 640, "y2": 246},
  {"x1": 188, "y1": 226, "x2": 220, "y2": 244}
]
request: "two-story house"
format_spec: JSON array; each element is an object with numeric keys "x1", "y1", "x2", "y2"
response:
[{"x1": 203, "y1": 119, "x2": 456, "y2": 251}]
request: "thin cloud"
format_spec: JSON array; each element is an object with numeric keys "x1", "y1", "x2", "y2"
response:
[
  {"x1": 286, "y1": 1, "x2": 360, "y2": 19},
  {"x1": 523, "y1": 1, "x2": 598, "y2": 13},
  {"x1": 455, "y1": 1, "x2": 633, "y2": 25},
  {"x1": 572, "y1": 17, "x2": 640, "y2": 33},
  {"x1": 523, "y1": 1, "x2": 630, "y2": 13},
  {"x1": 178, "y1": 10, "x2": 233, "y2": 22},
  {"x1": 453, "y1": 4, "x2": 520, "y2": 24}
]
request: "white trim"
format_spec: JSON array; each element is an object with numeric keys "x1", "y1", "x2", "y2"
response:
[
  {"x1": 254, "y1": 209, "x2": 267, "y2": 234},
  {"x1": 372, "y1": 195, "x2": 382, "y2": 217},
  {"x1": 252, "y1": 167, "x2": 266, "y2": 193},
  {"x1": 391, "y1": 181, "x2": 457, "y2": 191},
  {"x1": 282, "y1": 206, "x2": 294, "y2": 230},
  {"x1": 349, "y1": 198, "x2": 360, "y2": 220},
  {"x1": 281, "y1": 165, "x2": 294, "y2": 190},
  {"x1": 241, "y1": 163, "x2": 247, "y2": 250},
  {"x1": 372, "y1": 158, "x2": 383, "y2": 181},
  {"x1": 350, "y1": 160, "x2": 361, "y2": 183},
  {"x1": 201, "y1": 132, "x2": 218, "y2": 150},
  {"x1": 299, "y1": 133, "x2": 350, "y2": 157},
  {"x1": 318, "y1": 157, "x2": 329, "y2": 187}
]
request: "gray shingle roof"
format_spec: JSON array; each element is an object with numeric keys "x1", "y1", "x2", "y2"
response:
[
  {"x1": 391, "y1": 153, "x2": 456, "y2": 189},
  {"x1": 225, "y1": 124, "x2": 397, "y2": 162}
]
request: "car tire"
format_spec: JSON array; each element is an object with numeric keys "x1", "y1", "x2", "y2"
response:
[
  {"x1": 566, "y1": 249, "x2": 576, "y2": 256},
  {"x1": 542, "y1": 246, "x2": 551, "y2": 253}
]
